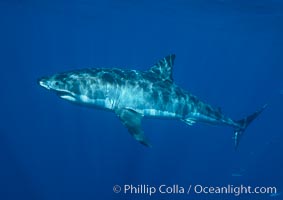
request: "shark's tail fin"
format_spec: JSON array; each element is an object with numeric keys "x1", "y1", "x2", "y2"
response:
[{"x1": 233, "y1": 104, "x2": 267, "y2": 149}]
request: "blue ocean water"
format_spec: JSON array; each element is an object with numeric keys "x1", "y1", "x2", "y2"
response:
[{"x1": 0, "y1": 0, "x2": 283, "y2": 200}]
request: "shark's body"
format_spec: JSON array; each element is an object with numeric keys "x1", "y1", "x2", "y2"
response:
[{"x1": 38, "y1": 55, "x2": 266, "y2": 148}]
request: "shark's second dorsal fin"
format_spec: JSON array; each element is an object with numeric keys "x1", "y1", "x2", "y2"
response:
[{"x1": 149, "y1": 54, "x2": 175, "y2": 82}]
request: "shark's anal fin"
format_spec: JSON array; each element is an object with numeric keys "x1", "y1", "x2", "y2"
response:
[{"x1": 115, "y1": 108, "x2": 151, "y2": 147}]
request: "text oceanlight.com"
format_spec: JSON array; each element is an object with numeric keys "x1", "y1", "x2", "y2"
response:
[{"x1": 113, "y1": 184, "x2": 278, "y2": 196}]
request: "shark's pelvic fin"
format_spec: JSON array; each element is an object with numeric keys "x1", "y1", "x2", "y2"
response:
[
  {"x1": 149, "y1": 54, "x2": 175, "y2": 82},
  {"x1": 234, "y1": 104, "x2": 268, "y2": 149},
  {"x1": 115, "y1": 108, "x2": 151, "y2": 147}
]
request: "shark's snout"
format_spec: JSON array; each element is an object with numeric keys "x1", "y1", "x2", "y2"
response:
[{"x1": 37, "y1": 77, "x2": 50, "y2": 90}]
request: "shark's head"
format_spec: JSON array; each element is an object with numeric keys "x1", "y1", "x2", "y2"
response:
[{"x1": 38, "y1": 73, "x2": 79, "y2": 102}]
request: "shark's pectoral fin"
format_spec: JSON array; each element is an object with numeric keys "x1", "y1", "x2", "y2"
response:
[{"x1": 115, "y1": 108, "x2": 151, "y2": 147}]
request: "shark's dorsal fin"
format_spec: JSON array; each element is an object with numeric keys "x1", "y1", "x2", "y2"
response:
[{"x1": 149, "y1": 54, "x2": 175, "y2": 82}]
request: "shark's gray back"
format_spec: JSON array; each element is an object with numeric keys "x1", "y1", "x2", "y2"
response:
[{"x1": 67, "y1": 67, "x2": 193, "y2": 118}]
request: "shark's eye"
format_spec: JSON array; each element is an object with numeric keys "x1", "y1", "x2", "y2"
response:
[{"x1": 55, "y1": 82, "x2": 59, "y2": 86}]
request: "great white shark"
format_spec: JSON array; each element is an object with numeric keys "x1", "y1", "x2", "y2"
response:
[{"x1": 38, "y1": 55, "x2": 266, "y2": 148}]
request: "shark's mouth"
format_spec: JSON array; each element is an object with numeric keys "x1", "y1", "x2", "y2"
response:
[
  {"x1": 55, "y1": 90, "x2": 72, "y2": 96},
  {"x1": 55, "y1": 90, "x2": 77, "y2": 102}
]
